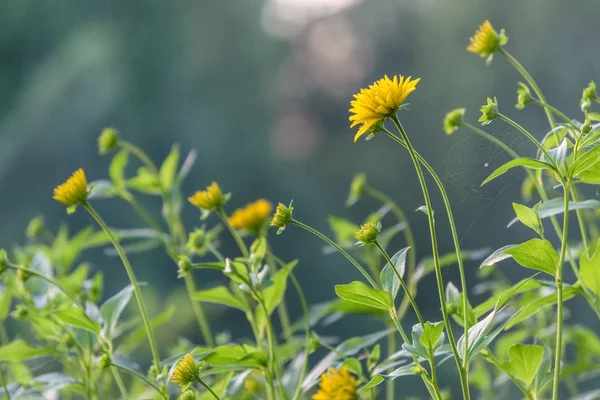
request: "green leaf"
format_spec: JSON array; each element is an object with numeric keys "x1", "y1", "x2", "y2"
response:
[
  {"x1": 380, "y1": 247, "x2": 409, "y2": 301},
  {"x1": 26, "y1": 252, "x2": 53, "y2": 297},
  {"x1": 572, "y1": 145, "x2": 600, "y2": 177},
  {"x1": 109, "y1": 150, "x2": 129, "y2": 189},
  {"x1": 504, "y1": 239, "x2": 559, "y2": 276},
  {"x1": 480, "y1": 245, "x2": 517, "y2": 268},
  {"x1": 482, "y1": 158, "x2": 553, "y2": 186},
  {"x1": 126, "y1": 167, "x2": 161, "y2": 195},
  {"x1": 100, "y1": 285, "x2": 135, "y2": 340},
  {"x1": 457, "y1": 306, "x2": 518, "y2": 360},
  {"x1": 512, "y1": 203, "x2": 543, "y2": 236},
  {"x1": 159, "y1": 145, "x2": 180, "y2": 190},
  {"x1": 0, "y1": 285, "x2": 11, "y2": 321},
  {"x1": 505, "y1": 286, "x2": 580, "y2": 330},
  {"x1": 328, "y1": 216, "x2": 359, "y2": 247},
  {"x1": 507, "y1": 199, "x2": 600, "y2": 227},
  {"x1": 53, "y1": 307, "x2": 101, "y2": 334},
  {"x1": 263, "y1": 260, "x2": 297, "y2": 314},
  {"x1": 204, "y1": 344, "x2": 259, "y2": 366},
  {"x1": 420, "y1": 321, "x2": 445, "y2": 351},
  {"x1": 223, "y1": 260, "x2": 250, "y2": 286},
  {"x1": 359, "y1": 375, "x2": 385, "y2": 393},
  {"x1": 119, "y1": 305, "x2": 176, "y2": 351},
  {"x1": 474, "y1": 277, "x2": 541, "y2": 318},
  {"x1": 504, "y1": 343, "x2": 544, "y2": 387},
  {"x1": 193, "y1": 286, "x2": 247, "y2": 312},
  {"x1": 335, "y1": 281, "x2": 393, "y2": 311},
  {"x1": 580, "y1": 240, "x2": 600, "y2": 296},
  {"x1": 0, "y1": 340, "x2": 60, "y2": 362}
]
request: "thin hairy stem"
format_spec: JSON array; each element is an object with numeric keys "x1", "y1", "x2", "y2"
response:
[
  {"x1": 385, "y1": 116, "x2": 470, "y2": 400},
  {"x1": 83, "y1": 203, "x2": 161, "y2": 377},
  {"x1": 290, "y1": 220, "x2": 379, "y2": 288},
  {"x1": 0, "y1": 366, "x2": 10, "y2": 400},
  {"x1": 111, "y1": 363, "x2": 165, "y2": 398},
  {"x1": 183, "y1": 272, "x2": 214, "y2": 347},
  {"x1": 289, "y1": 271, "x2": 311, "y2": 400},
  {"x1": 111, "y1": 367, "x2": 129, "y2": 400},
  {"x1": 266, "y1": 246, "x2": 293, "y2": 340},
  {"x1": 197, "y1": 377, "x2": 221, "y2": 399},
  {"x1": 374, "y1": 241, "x2": 425, "y2": 327},
  {"x1": 216, "y1": 208, "x2": 249, "y2": 258}
]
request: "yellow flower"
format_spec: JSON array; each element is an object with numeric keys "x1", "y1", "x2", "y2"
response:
[
  {"x1": 229, "y1": 199, "x2": 273, "y2": 232},
  {"x1": 313, "y1": 367, "x2": 358, "y2": 400},
  {"x1": 53, "y1": 169, "x2": 89, "y2": 206},
  {"x1": 467, "y1": 21, "x2": 507, "y2": 63},
  {"x1": 349, "y1": 75, "x2": 420, "y2": 141},
  {"x1": 244, "y1": 378, "x2": 260, "y2": 393},
  {"x1": 188, "y1": 182, "x2": 225, "y2": 211},
  {"x1": 171, "y1": 354, "x2": 198, "y2": 387}
]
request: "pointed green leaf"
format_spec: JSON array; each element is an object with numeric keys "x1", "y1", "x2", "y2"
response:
[
  {"x1": 420, "y1": 321, "x2": 445, "y2": 351},
  {"x1": 359, "y1": 375, "x2": 385, "y2": 393},
  {"x1": 512, "y1": 203, "x2": 543, "y2": 236},
  {"x1": 109, "y1": 150, "x2": 129, "y2": 189},
  {"x1": 0, "y1": 340, "x2": 60, "y2": 362},
  {"x1": 572, "y1": 145, "x2": 600, "y2": 177},
  {"x1": 335, "y1": 281, "x2": 393, "y2": 311},
  {"x1": 580, "y1": 240, "x2": 600, "y2": 296},
  {"x1": 159, "y1": 145, "x2": 180, "y2": 190},
  {"x1": 193, "y1": 286, "x2": 247, "y2": 312},
  {"x1": 100, "y1": 285, "x2": 134, "y2": 339},
  {"x1": 504, "y1": 239, "x2": 558, "y2": 276},
  {"x1": 504, "y1": 343, "x2": 544, "y2": 387},
  {"x1": 482, "y1": 158, "x2": 553, "y2": 186},
  {"x1": 505, "y1": 286, "x2": 580, "y2": 330},
  {"x1": 53, "y1": 307, "x2": 101, "y2": 334},
  {"x1": 380, "y1": 247, "x2": 409, "y2": 301}
]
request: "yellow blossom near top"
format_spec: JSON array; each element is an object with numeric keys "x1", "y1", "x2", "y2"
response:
[
  {"x1": 53, "y1": 169, "x2": 89, "y2": 206},
  {"x1": 188, "y1": 182, "x2": 225, "y2": 211},
  {"x1": 171, "y1": 354, "x2": 198, "y2": 387},
  {"x1": 313, "y1": 367, "x2": 358, "y2": 400},
  {"x1": 349, "y1": 75, "x2": 420, "y2": 142},
  {"x1": 229, "y1": 199, "x2": 273, "y2": 231},
  {"x1": 467, "y1": 20, "x2": 507, "y2": 63}
]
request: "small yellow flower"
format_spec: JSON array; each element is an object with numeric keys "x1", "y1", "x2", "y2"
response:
[
  {"x1": 188, "y1": 182, "x2": 225, "y2": 211},
  {"x1": 53, "y1": 169, "x2": 89, "y2": 206},
  {"x1": 443, "y1": 108, "x2": 466, "y2": 135},
  {"x1": 98, "y1": 128, "x2": 119, "y2": 154},
  {"x1": 171, "y1": 354, "x2": 198, "y2": 387},
  {"x1": 244, "y1": 378, "x2": 260, "y2": 393},
  {"x1": 467, "y1": 20, "x2": 508, "y2": 63},
  {"x1": 355, "y1": 221, "x2": 380, "y2": 245},
  {"x1": 229, "y1": 199, "x2": 273, "y2": 232},
  {"x1": 313, "y1": 367, "x2": 358, "y2": 400},
  {"x1": 270, "y1": 202, "x2": 294, "y2": 234},
  {"x1": 349, "y1": 75, "x2": 420, "y2": 141}
]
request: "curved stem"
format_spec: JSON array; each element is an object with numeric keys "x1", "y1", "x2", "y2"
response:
[
  {"x1": 385, "y1": 116, "x2": 470, "y2": 400},
  {"x1": 118, "y1": 141, "x2": 160, "y2": 175},
  {"x1": 497, "y1": 114, "x2": 557, "y2": 170},
  {"x1": 197, "y1": 377, "x2": 221, "y2": 399},
  {"x1": 111, "y1": 363, "x2": 165, "y2": 398},
  {"x1": 183, "y1": 272, "x2": 214, "y2": 347},
  {"x1": 427, "y1": 348, "x2": 444, "y2": 400},
  {"x1": 216, "y1": 208, "x2": 249, "y2": 258},
  {"x1": 374, "y1": 241, "x2": 425, "y2": 327},
  {"x1": 364, "y1": 186, "x2": 416, "y2": 278},
  {"x1": 0, "y1": 365, "x2": 10, "y2": 400},
  {"x1": 500, "y1": 48, "x2": 556, "y2": 129},
  {"x1": 256, "y1": 296, "x2": 286, "y2": 400},
  {"x1": 385, "y1": 321, "x2": 396, "y2": 400},
  {"x1": 553, "y1": 183, "x2": 570, "y2": 400},
  {"x1": 111, "y1": 367, "x2": 129, "y2": 400},
  {"x1": 290, "y1": 220, "x2": 379, "y2": 289},
  {"x1": 266, "y1": 247, "x2": 293, "y2": 340},
  {"x1": 5, "y1": 264, "x2": 81, "y2": 308},
  {"x1": 83, "y1": 203, "x2": 161, "y2": 377},
  {"x1": 530, "y1": 99, "x2": 578, "y2": 131}
]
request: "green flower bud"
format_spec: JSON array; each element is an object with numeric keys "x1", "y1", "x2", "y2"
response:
[
  {"x1": 346, "y1": 173, "x2": 366, "y2": 207},
  {"x1": 178, "y1": 257, "x2": 192, "y2": 276},
  {"x1": 478, "y1": 97, "x2": 499, "y2": 125},
  {"x1": 443, "y1": 108, "x2": 466, "y2": 135},
  {"x1": 355, "y1": 221, "x2": 380, "y2": 245},
  {"x1": 98, "y1": 128, "x2": 119, "y2": 154},
  {"x1": 270, "y1": 201, "x2": 294, "y2": 235},
  {"x1": 581, "y1": 81, "x2": 597, "y2": 113},
  {"x1": 515, "y1": 82, "x2": 532, "y2": 110},
  {"x1": 97, "y1": 353, "x2": 112, "y2": 371},
  {"x1": 178, "y1": 391, "x2": 200, "y2": 400},
  {"x1": 26, "y1": 216, "x2": 45, "y2": 239}
]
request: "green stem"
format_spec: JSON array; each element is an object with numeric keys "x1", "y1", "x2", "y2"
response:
[
  {"x1": 5, "y1": 264, "x2": 81, "y2": 308},
  {"x1": 216, "y1": 208, "x2": 249, "y2": 258},
  {"x1": 500, "y1": 48, "x2": 556, "y2": 129},
  {"x1": 427, "y1": 348, "x2": 444, "y2": 400},
  {"x1": 111, "y1": 367, "x2": 129, "y2": 400},
  {"x1": 289, "y1": 271, "x2": 310, "y2": 400},
  {"x1": 266, "y1": 247, "x2": 293, "y2": 340},
  {"x1": 125, "y1": 195, "x2": 164, "y2": 233},
  {"x1": 183, "y1": 272, "x2": 214, "y2": 347},
  {"x1": 0, "y1": 323, "x2": 7, "y2": 345},
  {"x1": 83, "y1": 203, "x2": 161, "y2": 377},
  {"x1": 386, "y1": 116, "x2": 471, "y2": 400},
  {"x1": 256, "y1": 296, "x2": 286, "y2": 400},
  {"x1": 374, "y1": 241, "x2": 425, "y2": 327},
  {"x1": 197, "y1": 377, "x2": 221, "y2": 399},
  {"x1": 385, "y1": 320, "x2": 395, "y2": 400},
  {"x1": 364, "y1": 186, "x2": 417, "y2": 277},
  {"x1": 111, "y1": 363, "x2": 165, "y2": 398},
  {"x1": 290, "y1": 220, "x2": 379, "y2": 289},
  {"x1": 0, "y1": 365, "x2": 10, "y2": 400},
  {"x1": 530, "y1": 99, "x2": 578, "y2": 131},
  {"x1": 553, "y1": 183, "x2": 570, "y2": 400},
  {"x1": 118, "y1": 141, "x2": 160, "y2": 175},
  {"x1": 497, "y1": 114, "x2": 558, "y2": 170}
]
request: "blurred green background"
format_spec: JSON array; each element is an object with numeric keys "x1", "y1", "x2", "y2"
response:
[{"x1": 1, "y1": 0, "x2": 599, "y2": 397}]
